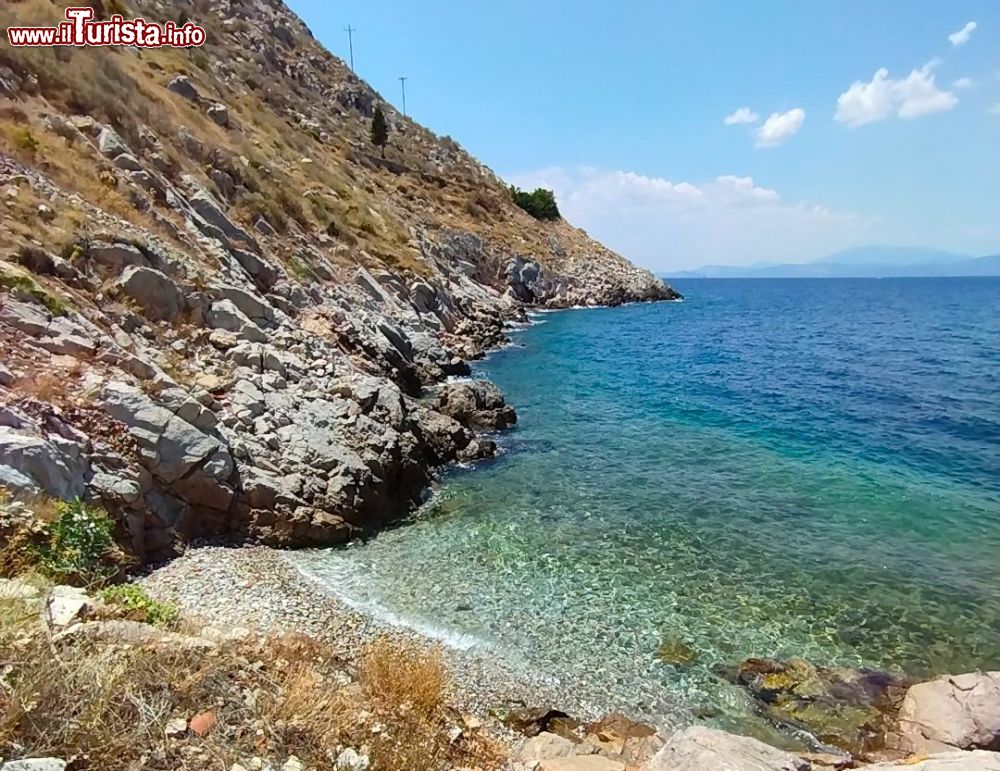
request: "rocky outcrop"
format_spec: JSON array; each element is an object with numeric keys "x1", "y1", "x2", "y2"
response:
[
  {"x1": 0, "y1": 0, "x2": 678, "y2": 565},
  {"x1": 436, "y1": 379, "x2": 517, "y2": 430}
]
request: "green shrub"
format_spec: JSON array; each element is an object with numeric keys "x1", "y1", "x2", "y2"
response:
[
  {"x1": 13, "y1": 127, "x2": 39, "y2": 158},
  {"x1": 34, "y1": 499, "x2": 117, "y2": 586},
  {"x1": 509, "y1": 186, "x2": 560, "y2": 220},
  {"x1": 99, "y1": 584, "x2": 179, "y2": 627}
]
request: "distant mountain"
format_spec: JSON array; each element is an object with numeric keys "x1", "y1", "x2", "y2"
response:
[{"x1": 669, "y1": 247, "x2": 1000, "y2": 279}]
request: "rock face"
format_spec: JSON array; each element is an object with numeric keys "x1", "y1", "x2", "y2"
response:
[
  {"x1": 0, "y1": 424, "x2": 91, "y2": 499},
  {"x1": 887, "y1": 672, "x2": 1000, "y2": 755},
  {"x1": 647, "y1": 726, "x2": 811, "y2": 771},
  {"x1": 0, "y1": 0, "x2": 679, "y2": 564}
]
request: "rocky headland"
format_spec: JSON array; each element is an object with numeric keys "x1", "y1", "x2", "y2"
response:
[
  {"x1": 0, "y1": 0, "x2": 676, "y2": 564},
  {"x1": 0, "y1": 0, "x2": 997, "y2": 770}
]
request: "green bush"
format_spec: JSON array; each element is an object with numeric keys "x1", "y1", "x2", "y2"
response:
[
  {"x1": 34, "y1": 499, "x2": 117, "y2": 586},
  {"x1": 509, "y1": 186, "x2": 560, "y2": 220},
  {"x1": 99, "y1": 584, "x2": 179, "y2": 627}
]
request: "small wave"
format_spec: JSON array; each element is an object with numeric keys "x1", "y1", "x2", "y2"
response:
[{"x1": 289, "y1": 560, "x2": 490, "y2": 652}]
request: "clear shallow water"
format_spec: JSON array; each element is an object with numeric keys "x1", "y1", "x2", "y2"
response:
[{"x1": 294, "y1": 278, "x2": 1000, "y2": 734}]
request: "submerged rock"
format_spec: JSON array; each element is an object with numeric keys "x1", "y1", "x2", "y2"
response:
[
  {"x1": 717, "y1": 657, "x2": 911, "y2": 757},
  {"x1": 658, "y1": 637, "x2": 698, "y2": 666}
]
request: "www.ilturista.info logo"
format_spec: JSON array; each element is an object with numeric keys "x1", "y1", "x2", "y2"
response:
[{"x1": 7, "y1": 6, "x2": 206, "y2": 47}]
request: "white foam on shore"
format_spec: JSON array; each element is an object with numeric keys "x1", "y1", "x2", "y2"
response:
[{"x1": 288, "y1": 558, "x2": 489, "y2": 652}]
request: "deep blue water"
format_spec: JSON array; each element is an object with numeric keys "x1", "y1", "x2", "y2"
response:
[{"x1": 295, "y1": 277, "x2": 1000, "y2": 734}]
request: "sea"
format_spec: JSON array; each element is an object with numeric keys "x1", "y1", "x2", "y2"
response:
[{"x1": 292, "y1": 277, "x2": 1000, "y2": 735}]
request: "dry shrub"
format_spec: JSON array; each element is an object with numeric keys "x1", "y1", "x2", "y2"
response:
[
  {"x1": 0, "y1": 608, "x2": 505, "y2": 771},
  {"x1": 0, "y1": 633, "x2": 235, "y2": 767},
  {"x1": 0, "y1": 530, "x2": 42, "y2": 579},
  {"x1": 359, "y1": 637, "x2": 445, "y2": 718},
  {"x1": 13, "y1": 372, "x2": 70, "y2": 404},
  {"x1": 358, "y1": 637, "x2": 506, "y2": 770}
]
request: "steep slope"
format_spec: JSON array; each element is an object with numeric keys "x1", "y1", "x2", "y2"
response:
[{"x1": 0, "y1": 0, "x2": 677, "y2": 562}]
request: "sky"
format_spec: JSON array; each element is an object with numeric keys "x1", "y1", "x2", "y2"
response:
[{"x1": 287, "y1": 1, "x2": 999, "y2": 272}]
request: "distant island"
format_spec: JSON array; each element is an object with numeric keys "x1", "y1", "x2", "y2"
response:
[{"x1": 669, "y1": 246, "x2": 1000, "y2": 279}]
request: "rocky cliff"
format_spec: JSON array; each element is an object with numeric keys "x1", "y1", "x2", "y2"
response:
[{"x1": 0, "y1": 0, "x2": 678, "y2": 562}]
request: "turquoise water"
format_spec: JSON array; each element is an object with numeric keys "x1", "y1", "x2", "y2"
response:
[{"x1": 294, "y1": 277, "x2": 1000, "y2": 732}]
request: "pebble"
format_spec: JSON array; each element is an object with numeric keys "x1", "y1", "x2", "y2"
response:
[{"x1": 141, "y1": 545, "x2": 600, "y2": 723}]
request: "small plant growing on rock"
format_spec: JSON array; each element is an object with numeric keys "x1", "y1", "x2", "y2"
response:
[
  {"x1": 0, "y1": 269, "x2": 70, "y2": 316},
  {"x1": 12, "y1": 127, "x2": 39, "y2": 159},
  {"x1": 34, "y1": 498, "x2": 118, "y2": 586},
  {"x1": 99, "y1": 584, "x2": 179, "y2": 627}
]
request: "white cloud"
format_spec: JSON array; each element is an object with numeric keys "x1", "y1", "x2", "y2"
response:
[
  {"x1": 723, "y1": 106, "x2": 760, "y2": 125},
  {"x1": 948, "y1": 21, "x2": 977, "y2": 46},
  {"x1": 952, "y1": 77, "x2": 974, "y2": 89},
  {"x1": 504, "y1": 166, "x2": 877, "y2": 271},
  {"x1": 835, "y1": 62, "x2": 957, "y2": 126},
  {"x1": 754, "y1": 108, "x2": 805, "y2": 147}
]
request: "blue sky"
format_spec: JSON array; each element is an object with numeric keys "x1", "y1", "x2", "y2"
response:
[{"x1": 287, "y1": 1, "x2": 999, "y2": 271}]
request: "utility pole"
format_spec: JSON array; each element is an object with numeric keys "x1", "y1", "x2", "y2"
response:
[
  {"x1": 398, "y1": 76, "x2": 408, "y2": 117},
  {"x1": 344, "y1": 25, "x2": 356, "y2": 71}
]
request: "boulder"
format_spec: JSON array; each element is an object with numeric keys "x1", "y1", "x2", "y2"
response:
[
  {"x1": 113, "y1": 152, "x2": 143, "y2": 172},
  {"x1": 114, "y1": 266, "x2": 185, "y2": 322},
  {"x1": 230, "y1": 247, "x2": 279, "y2": 290},
  {"x1": 860, "y1": 751, "x2": 1000, "y2": 770},
  {"x1": 46, "y1": 585, "x2": 90, "y2": 627},
  {"x1": 647, "y1": 726, "x2": 811, "y2": 771},
  {"x1": 538, "y1": 758, "x2": 624, "y2": 771},
  {"x1": 888, "y1": 672, "x2": 1000, "y2": 755},
  {"x1": 217, "y1": 285, "x2": 276, "y2": 326},
  {"x1": 86, "y1": 241, "x2": 150, "y2": 272},
  {"x1": 0, "y1": 427, "x2": 90, "y2": 499},
  {"x1": 167, "y1": 75, "x2": 200, "y2": 101},
  {"x1": 506, "y1": 257, "x2": 542, "y2": 303},
  {"x1": 436, "y1": 380, "x2": 516, "y2": 430},
  {"x1": 515, "y1": 732, "x2": 577, "y2": 762},
  {"x1": 207, "y1": 102, "x2": 229, "y2": 127},
  {"x1": 2, "y1": 760, "x2": 68, "y2": 771},
  {"x1": 97, "y1": 126, "x2": 129, "y2": 158},
  {"x1": 206, "y1": 299, "x2": 252, "y2": 332},
  {"x1": 189, "y1": 189, "x2": 255, "y2": 245}
]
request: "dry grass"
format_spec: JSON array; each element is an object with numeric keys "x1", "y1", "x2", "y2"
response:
[
  {"x1": 12, "y1": 372, "x2": 70, "y2": 404},
  {"x1": 0, "y1": 587, "x2": 506, "y2": 771},
  {"x1": 359, "y1": 637, "x2": 446, "y2": 717}
]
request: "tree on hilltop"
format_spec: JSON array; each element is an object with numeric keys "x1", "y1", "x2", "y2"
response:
[{"x1": 509, "y1": 186, "x2": 560, "y2": 220}]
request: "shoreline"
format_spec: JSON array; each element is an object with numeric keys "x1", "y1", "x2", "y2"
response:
[{"x1": 140, "y1": 543, "x2": 608, "y2": 724}]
